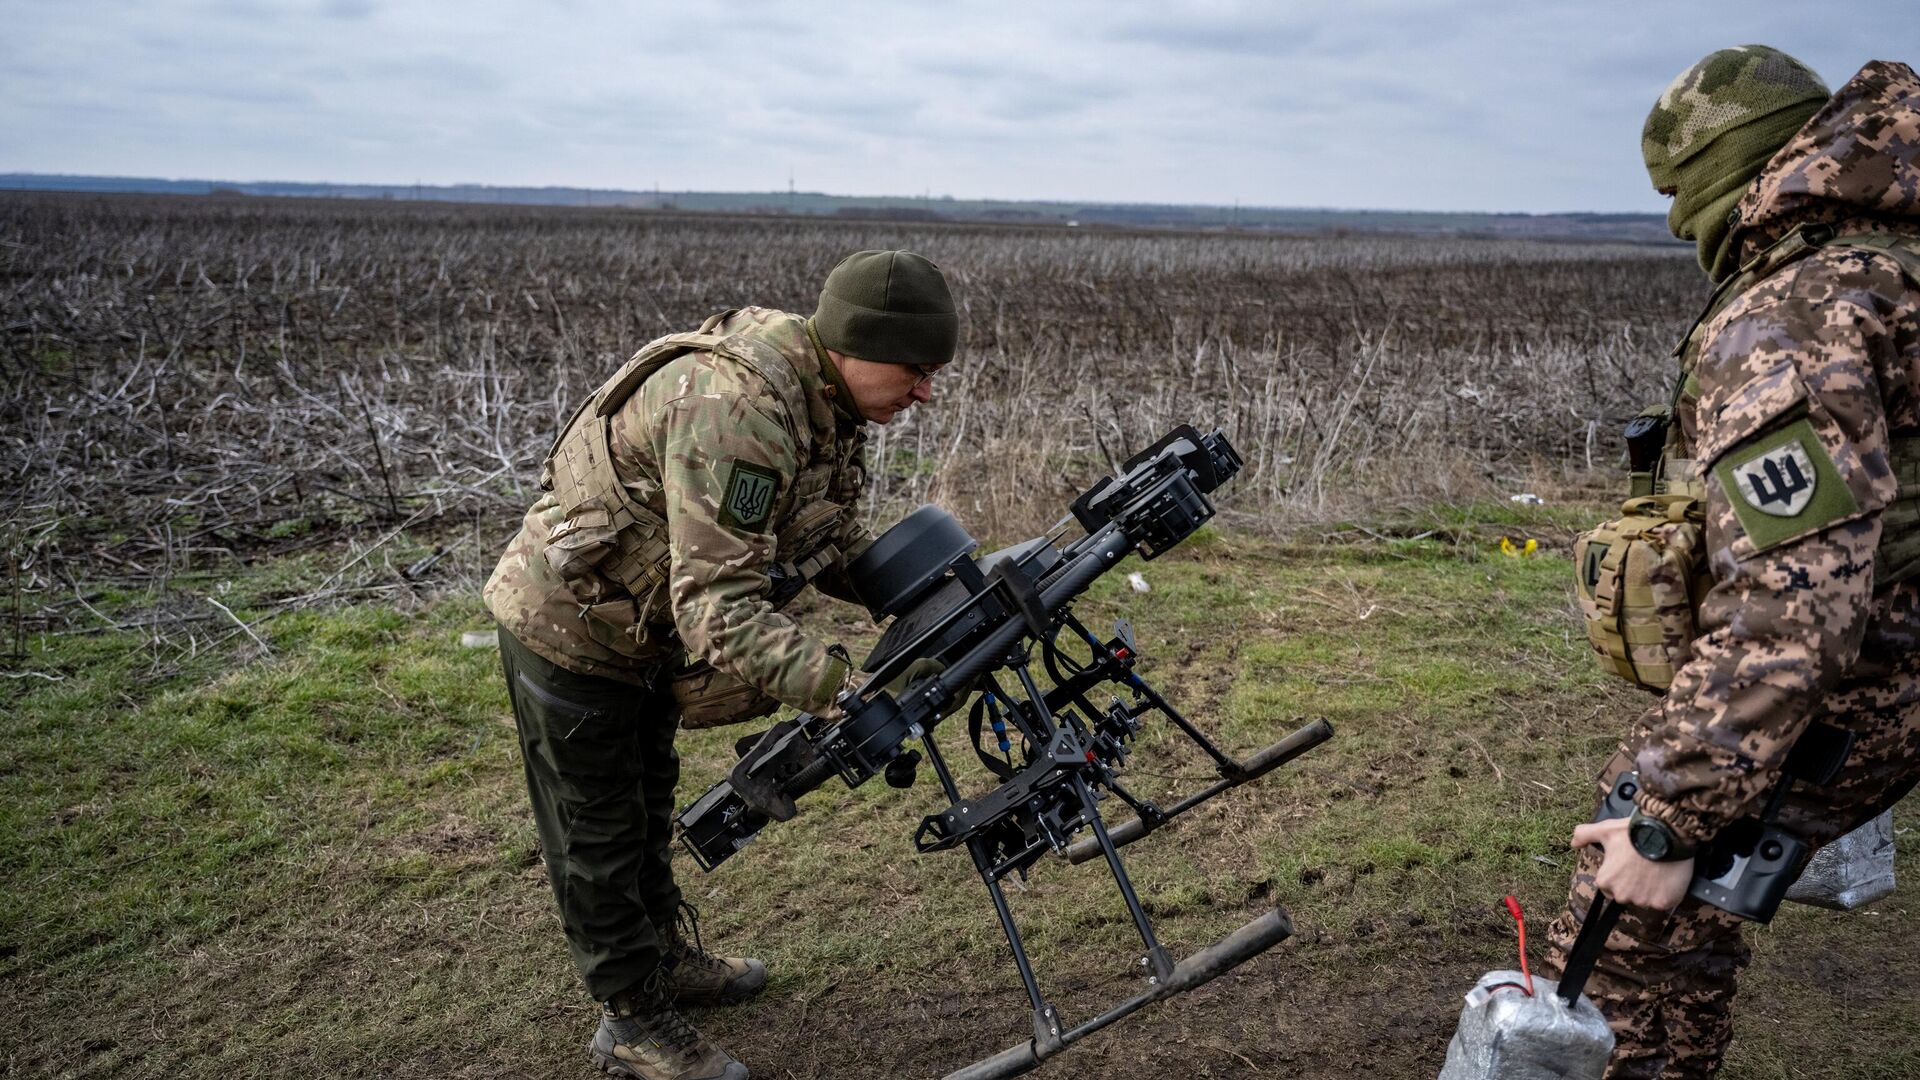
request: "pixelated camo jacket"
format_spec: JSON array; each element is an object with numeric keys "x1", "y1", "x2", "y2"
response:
[{"x1": 1634, "y1": 60, "x2": 1920, "y2": 844}]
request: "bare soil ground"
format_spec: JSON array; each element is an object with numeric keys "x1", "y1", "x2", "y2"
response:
[{"x1": 4, "y1": 522, "x2": 1912, "y2": 1079}]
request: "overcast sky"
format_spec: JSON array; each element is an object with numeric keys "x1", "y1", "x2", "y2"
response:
[{"x1": 0, "y1": 1, "x2": 1903, "y2": 214}]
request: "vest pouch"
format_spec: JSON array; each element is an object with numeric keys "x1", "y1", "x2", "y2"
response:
[
  {"x1": 1574, "y1": 494, "x2": 1711, "y2": 692},
  {"x1": 670, "y1": 657, "x2": 781, "y2": 730},
  {"x1": 763, "y1": 499, "x2": 845, "y2": 608},
  {"x1": 557, "y1": 596, "x2": 670, "y2": 659},
  {"x1": 786, "y1": 463, "x2": 833, "y2": 506},
  {"x1": 777, "y1": 498, "x2": 844, "y2": 562},
  {"x1": 596, "y1": 520, "x2": 673, "y2": 628},
  {"x1": 542, "y1": 499, "x2": 618, "y2": 585}
]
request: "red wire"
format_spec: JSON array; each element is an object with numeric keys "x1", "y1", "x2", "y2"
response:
[{"x1": 1503, "y1": 895, "x2": 1534, "y2": 996}]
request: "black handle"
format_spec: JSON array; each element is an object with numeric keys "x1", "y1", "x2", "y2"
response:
[{"x1": 1555, "y1": 895, "x2": 1619, "y2": 1005}]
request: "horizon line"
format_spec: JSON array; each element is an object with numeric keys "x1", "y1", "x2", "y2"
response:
[{"x1": 0, "y1": 170, "x2": 1668, "y2": 221}]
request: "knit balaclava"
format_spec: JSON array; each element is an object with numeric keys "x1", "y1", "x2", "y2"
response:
[{"x1": 1642, "y1": 46, "x2": 1829, "y2": 280}]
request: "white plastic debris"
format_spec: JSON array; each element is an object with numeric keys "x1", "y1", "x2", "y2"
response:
[
  {"x1": 460, "y1": 629, "x2": 500, "y2": 649},
  {"x1": 1786, "y1": 810, "x2": 1896, "y2": 911},
  {"x1": 1439, "y1": 971, "x2": 1614, "y2": 1080},
  {"x1": 1127, "y1": 572, "x2": 1150, "y2": 594},
  {"x1": 1510, "y1": 493, "x2": 1546, "y2": 506}
]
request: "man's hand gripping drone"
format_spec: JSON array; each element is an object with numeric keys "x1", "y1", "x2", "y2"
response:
[{"x1": 676, "y1": 425, "x2": 1334, "y2": 1079}]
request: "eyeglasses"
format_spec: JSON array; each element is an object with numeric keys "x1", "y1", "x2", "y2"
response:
[{"x1": 907, "y1": 363, "x2": 942, "y2": 390}]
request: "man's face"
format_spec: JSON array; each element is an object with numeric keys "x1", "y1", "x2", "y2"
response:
[{"x1": 832, "y1": 352, "x2": 942, "y2": 424}]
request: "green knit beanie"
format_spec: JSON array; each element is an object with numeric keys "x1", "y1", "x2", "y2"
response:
[
  {"x1": 811, "y1": 250, "x2": 959, "y2": 367},
  {"x1": 1642, "y1": 45, "x2": 1829, "y2": 280}
]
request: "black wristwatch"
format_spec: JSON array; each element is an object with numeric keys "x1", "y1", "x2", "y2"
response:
[{"x1": 1627, "y1": 809, "x2": 1697, "y2": 862}]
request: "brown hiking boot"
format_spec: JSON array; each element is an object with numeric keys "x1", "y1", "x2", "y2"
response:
[
  {"x1": 666, "y1": 903, "x2": 768, "y2": 1006},
  {"x1": 590, "y1": 978, "x2": 748, "y2": 1080}
]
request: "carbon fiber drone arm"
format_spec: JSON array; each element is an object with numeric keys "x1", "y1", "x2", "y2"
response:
[
  {"x1": 677, "y1": 520, "x2": 1135, "y2": 870},
  {"x1": 676, "y1": 426, "x2": 1239, "y2": 870}
]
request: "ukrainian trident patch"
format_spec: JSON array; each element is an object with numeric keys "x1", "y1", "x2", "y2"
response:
[
  {"x1": 1731, "y1": 442, "x2": 1817, "y2": 516},
  {"x1": 719, "y1": 460, "x2": 780, "y2": 532},
  {"x1": 1713, "y1": 418, "x2": 1859, "y2": 555}
]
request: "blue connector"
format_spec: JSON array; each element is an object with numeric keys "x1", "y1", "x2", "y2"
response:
[{"x1": 985, "y1": 693, "x2": 1012, "y2": 754}]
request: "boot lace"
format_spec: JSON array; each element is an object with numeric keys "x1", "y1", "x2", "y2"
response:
[
  {"x1": 610, "y1": 968, "x2": 704, "y2": 1057},
  {"x1": 644, "y1": 1002, "x2": 702, "y2": 1056},
  {"x1": 673, "y1": 901, "x2": 722, "y2": 969}
]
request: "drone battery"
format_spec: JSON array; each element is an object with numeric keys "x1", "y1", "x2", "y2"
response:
[
  {"x1": 677, "y1": 784, "x2": 765, "y2": 872},
  {"x1": 1438, "y1": 971, "x2": 1614, "y2": 1080},
  {"x1": 1786, "y1": 810, "x2": 1897, "y2": 911}
]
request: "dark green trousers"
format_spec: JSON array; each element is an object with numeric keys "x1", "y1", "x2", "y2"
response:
[{"x1": 498, "y1": 627, "x2": 683, "y2": 1002}]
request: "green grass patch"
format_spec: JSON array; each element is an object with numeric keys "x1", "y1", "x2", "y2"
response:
[{"x1": 1, "y1": 513, "x2": 1911, "y2": 1078}]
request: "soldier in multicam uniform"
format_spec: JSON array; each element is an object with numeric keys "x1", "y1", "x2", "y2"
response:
[
  {"x1": 484, "y1": 251, "x2": 961, "y2": 1080},
  {"x1": 1547, "y1": 48, "x2": 1920, "y2": 1077}
]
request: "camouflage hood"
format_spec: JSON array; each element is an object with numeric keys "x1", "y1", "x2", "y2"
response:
[{"x1": 1736, "y1": 60, "x2": 1920, "y2": 250}]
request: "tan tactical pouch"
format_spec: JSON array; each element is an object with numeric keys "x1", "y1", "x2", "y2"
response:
[
  {"x1": 669, "y1": 658, "x2": 781, "y2": 729},
  {"x1": 1574, "y1": 494, "x2": 1712, "y2": 692}
]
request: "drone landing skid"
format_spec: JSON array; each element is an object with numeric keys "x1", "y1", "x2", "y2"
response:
[
  {"x1": 944, "y1": 907, "x2": 1295, "y2": 1080},
  {"x1": 914, "y1": 630, "x2": 1330, "y2": 1079}
]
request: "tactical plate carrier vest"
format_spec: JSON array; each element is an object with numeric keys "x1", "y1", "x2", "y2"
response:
[
  {"x1": 537, "y1": 311, "x2": 868, "y2": 724},
  {"x1": 1577, "y1": 226, "x2": 1920, "y2": 691}
]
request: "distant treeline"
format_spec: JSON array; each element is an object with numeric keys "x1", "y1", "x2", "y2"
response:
[{"x1": 0, "y1": 172, "x2": 1678, "y2": 244}]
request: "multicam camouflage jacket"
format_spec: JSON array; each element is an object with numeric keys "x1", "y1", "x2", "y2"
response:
[
  {"x1": 1633, "y1": 60, "x2": 1920, "y2": 845},
  {"x1": 485, "y1": 307, "x2": 873, "y2": 713}
]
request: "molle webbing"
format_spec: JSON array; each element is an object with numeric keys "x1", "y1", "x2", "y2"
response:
[
  {"x1": 1577, "y1": 495, "x2": 1711, "y2": 691},
  {"x1": 1654, "y1": 457, "x2": 1704, "y2": 501},
  {"x1": 542, "y1": 327, "x2": 731, "y2": 607},
  {"x1": 540, "y1": 313, "x2": 839, "y2": 617},
  {"x1": 1832, "y1": 230, "x2": 1920, "y2": 281}
]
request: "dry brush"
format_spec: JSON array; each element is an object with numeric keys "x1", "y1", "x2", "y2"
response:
[{"x1": 1, "y1": 192, "x2": 1700, "y2": 635}]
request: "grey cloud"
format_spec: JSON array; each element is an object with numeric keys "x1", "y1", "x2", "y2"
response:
[
  {"x1": 1100, "y1": 0, "x2": 1509, "y2": 60},
  {"x1": 1104, "y1": 16, "x2": 1333, "y2": 60},
  {"x1": 345, "y1": 54, "x2": 514, "y2": 96},
  {"x1": 0, "y1": 0, "x2": 1904, "y2": 213}
]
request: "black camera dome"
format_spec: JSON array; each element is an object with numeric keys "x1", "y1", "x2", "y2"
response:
[{"x1": 848, "y1": 505, "x2": 978, "y2": 618}]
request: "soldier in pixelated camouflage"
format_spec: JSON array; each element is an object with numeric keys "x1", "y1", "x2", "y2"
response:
[
  {"x1": 484, "y1": 251, "x2": 959, "y2": 1080},
  {"x1": 1547, "y1": 47, "x2": 1920, "y2": 1078}
]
